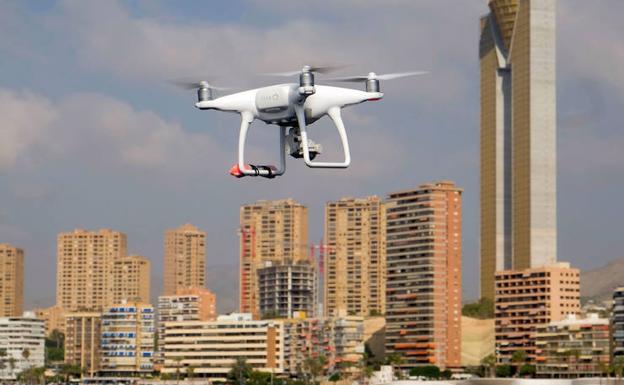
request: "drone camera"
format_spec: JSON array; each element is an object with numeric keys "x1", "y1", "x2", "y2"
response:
[{"x1": 286, "y1": 127, "x2": 322, "y2": 160}]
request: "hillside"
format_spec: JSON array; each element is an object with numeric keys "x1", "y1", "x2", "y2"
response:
[{"x1": 581, "y1": 256, "x2": 624, "y2": 303}]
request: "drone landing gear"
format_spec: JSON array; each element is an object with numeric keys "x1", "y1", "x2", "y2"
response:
[
  {"x1": 231, "y1": 112, "x2": 286, "y2": 178},
  {"x1": 294, "y1": 105, "x2": 351, "y2": 168}
]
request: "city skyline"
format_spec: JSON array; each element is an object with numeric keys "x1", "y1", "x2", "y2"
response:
[{"x1": 0, "y1": 1, "x2": 623, "y2": 311}]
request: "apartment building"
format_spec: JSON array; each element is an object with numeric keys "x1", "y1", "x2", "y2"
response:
[
  {"x1": 0, "y1": 244, "x2": 24, "y2": 317},
  {"x1": 163, "y1": 224, "x2": 206, "y2": 296},
  {"x1": 65, "y1": 312, "x2": 101, "y2": 377},
  {"x1": 0, "y1": 313, "x2": 45, "y2": 380},
  {"x1": 324, "y1": 197, "x2": 386, "y2": 317},
  {"x1": 385, "y1": 181, "x2": 463, "y2": 369},
  {"x1": 257, "y1": 260, "x2": 317, "y2": 319},
  {"x1": 495, "y1": 263, "x2": 580, "y2": 364},
  {"x1": 112, "y1": 255, "x2": 150, "y2": 304}
]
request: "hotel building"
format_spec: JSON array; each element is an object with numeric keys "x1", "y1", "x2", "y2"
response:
[{"x1": 0, "y1": 313, "x2": 45, "y2": 380}]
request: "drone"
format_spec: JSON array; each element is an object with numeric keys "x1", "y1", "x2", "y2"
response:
[{"x1": 177, "y1": 65, "x2": 426, "y2": 178}]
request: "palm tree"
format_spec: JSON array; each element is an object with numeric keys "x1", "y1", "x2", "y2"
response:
[
  {"x1": 385, "y1": 353, "x2": 403, "y2": 380},
  {"x1": 173, "y1": 356, "x2": 183, "y2": 385},
  {"x1": 481, "y1": 353, "x2": 497, "y2": 378}
]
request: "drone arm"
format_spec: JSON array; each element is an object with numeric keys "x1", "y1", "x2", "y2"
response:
[{"x1": 295, "y1": 106, "x2": 351, "y2": 168}]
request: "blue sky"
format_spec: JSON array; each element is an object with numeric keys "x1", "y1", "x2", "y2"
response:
[{"x1": 1, "y1": 0, "x2": 623, "y2": 311}]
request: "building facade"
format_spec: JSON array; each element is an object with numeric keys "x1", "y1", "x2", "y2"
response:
[
  {"x1": 163, "y1": 224, "x2": 206, "y2": 296},
  {"x1": 0, "y1": 244, "x2": 24, "y2": 317},
  {"x1": 157, "y1": 287, "x2": 217, "y2": 362},
  {"x1": 112, "y1": 255, "x2": 151, "y2": 304},
  {"x1": 0, "y1": 314, "x2": 45, "y2": 380},
  {"x1": 494, "y1": 263, "x2": 580, "y2": 364},
  {"x1": 34, "y1": 305, "x2": 66, "y2": 336},
  {"x1": 56, "y1": 229, "x2": 127, "y2": 311},
  {"x1": 612, "y1": 287, "x2": 624, "y2": 358},
  {"x1": 257, "y1": 260, "x2": 317, "y2": 319},
  {"x1": 480, "y1": 0, "x2": 558, "y2": 300},
  {"x1": 324, "y1": 197, "x2": 386, "y2": 317},
  {"x1": 100, "y1": 302, "x2": 155, "y2": 375},
  {"x1": 535, "y1": 314, "x2": 609, "y2": 378},
  {"x1": 65, "y1": 312, "x2": 101, "y2": 377},
  {"x1": 385, "y1": 181, "x2": 463, "y2": 369},
  {"x1": 239, "y1": 199, "x2": 308, "y2": 317},
  {"x1": 161, "y1": 313, "x2": 285, "y2": 382}
]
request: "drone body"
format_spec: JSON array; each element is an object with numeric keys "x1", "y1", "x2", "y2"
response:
[{"x1": 184, "y1": 66, "x2": 424, "y2": 178}]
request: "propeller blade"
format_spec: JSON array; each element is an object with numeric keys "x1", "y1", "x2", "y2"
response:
[
  {"x1": 263, "y1": 64, "x2": 348, "y2": 77},
  {"x1": 169, "y1": 79, "x2": 232, "y2": 91},
  {"x1": 376, "y1": 71, "x2": 428, "y2": 80},
  {"x1": 327, "y1": 76, "x2": 370, "y2": 83}
]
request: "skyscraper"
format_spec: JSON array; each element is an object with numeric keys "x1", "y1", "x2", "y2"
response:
[
  {"x1": 324, "y1": 196, "x2": 386, "y2": 317},
  {"x1": 385, "y1": 181, "x2": 462, "y2": 369},
  {"x1": 480, "y1": 0, "x2": 557, "y2": 300},
  {"x1": 257, "y1": 260, "x2": 317, "y2": 318},
  {"x1": 239, "y1": 199, "x2": 308, "y2": 317},
  {"x1": 56, "y1": 229, "x2": 127, "y2": 311},
  {"x1": 111, "y1": 255, "x2": 150, "y2": 304},
  {"x1": 0, "y1": 244, "x2": 23, "y2": 317},
  {"x1": 163, "y1": 223, "x2": 206, "y2": 296}
]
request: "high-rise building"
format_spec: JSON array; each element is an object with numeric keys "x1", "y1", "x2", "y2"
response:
[
  {"x1": 0, "y1": 244, "x2": 24, "y2": 317},
  {"x1": 385, "y1": 181, "x2": 462, "y2": 369},
  {"x1": 163, "y1": 224, "x2": 206, "y2": 296},
  {"x1": 494, "y1": 263, "x2": 580, "y2": 365},
  {"x1": 257, "y1": 260, "x2": 317, "y2": 319},
  {"x1": 100, "y1": 302, "x2": 154, "y2": 375},
  {"x1": 0, "y1": 313, "x2": 45, "y2": 380},
  {"x1": 56, "y1": 229, "x2": 127, "y2": 311},
  {"x1": 324, "y1": 197, "x2": 386, "y2": 317},
  {"x1": 161, "y1": 313, "x2": 285, "y2": 382},
  {"x1": 535, "y1": 313, "x2": 609, "y2": 378},
  {"x1": 64, "y1": 312, "x2": 101, "y2": 377},
  {"x1": 239, "y1": 199, "x2": 308, "y2": 317},
  {"x1": 112, "y1": 255, "x2": 151, "y2": 304},
  {"x1": 479, "y1": 0, "x2": 558, "y2": 300},
  {"x1": 612, "y1": 287, "x2": 624, "y2": 358}
]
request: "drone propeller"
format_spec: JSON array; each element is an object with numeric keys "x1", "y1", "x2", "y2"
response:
[
  {"x1": 170, "y1": 79, "x2": 231, "y2": 91},
  {"x1": 264, "y1": 64, "x2": 347, "y2": 77},
  {"x1": 329, "y1": 71, "x2": 428, "y2": 82}
]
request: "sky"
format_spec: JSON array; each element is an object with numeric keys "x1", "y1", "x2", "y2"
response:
[{"x1": 1, "y1": 0, "x2": 623, "y2": 312}]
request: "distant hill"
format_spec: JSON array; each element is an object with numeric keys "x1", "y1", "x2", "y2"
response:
[{"x1": 581, "y1": 256, "x2": 624, "y2": 303}]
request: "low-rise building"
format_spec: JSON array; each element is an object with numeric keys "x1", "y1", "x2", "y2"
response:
[
  {"x1": 161, "y1": 313, "x2": 284, "y2": 382},
  {"x1": 613, "y1": 287, "x2": 624, "y2": 359},
  {"x1": 0, "y1": 313, "x2": 45, "y2": 380},
  {"x1": 65, "y1": 312, "x2": 101, "y2": 377},
  {"x1": 100, "y1": 302, "x2": 154, "y2": 375},
  {"x1": 495, "y1": 263, "x2": 580, "y2": 365},
  {"x1": 535, "y1": 314, "x2": 609, "y2": 378}
]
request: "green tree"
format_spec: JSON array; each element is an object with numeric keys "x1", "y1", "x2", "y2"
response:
[
  {"x1": 59, "y1": 363, "x2": 82, "y2": 382},
  {"x1": 384, "y1": 353, "x2": 403, "y2": 380},
  {"x1": 186, "y1": 365, "x2": 195, "y2": 380},
  {"x1": 440, "y1": 369, "x2": 452, "y2": 379},
  {"x1": 462, "y1": 298, "x2": 494, "y2": 319},
  {"x1": 495, "y1": 365, "x2": 513, "y2": 378},
  {"x1": 227, "y1": 357, "x2": 253, "y2": 385},
  {"x1": 303, "y1": 355, "x2": 327, "y2": 385},
  {"x1": 409, "y1": 365, "x2": 440, "y2": 379},
  {"x1": 518, "y1": 364, "x2": 535, "y2": 378},
  {"x1": 0, "y1": 348, "x2": 7, "y2": 371},
  {"x1": 480, "y1": 353, "x2": 496, "y2": 378},
  {"x1": 17, "y1": 366, "x2": 46, "y2": 385},
  {"x1": 328, "y1": 372, "x2": 340, "y2": 382}
]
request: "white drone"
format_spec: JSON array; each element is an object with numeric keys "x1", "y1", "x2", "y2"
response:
[{"x1": 178, "y1": 65, "x2": 426, "y2": 178}]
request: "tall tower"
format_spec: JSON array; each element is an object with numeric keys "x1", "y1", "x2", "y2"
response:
[
  {"x1": 324, "y1": 196, "x2": 386, "y2": 317},
  {"x1": 163, "y1": 223, "x2": 206, "y2": 296},
  {"x1": 385, "y1": 181, "x2": 462, "y2": 369},
  {"x1": 480, "y1": 0, "x2": 557, "y2": 300},
  {"x1": 0, "y1": 243, "x2": 24, "y2": 317},
  {"x1": 56, "y1": 229, "x2": 127, "y2": 311},
  {"x1": 239, "y1": 199, "x2": 308, "y2": 318}
]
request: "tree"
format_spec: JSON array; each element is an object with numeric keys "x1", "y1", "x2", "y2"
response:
[
  {"x1": 409, "y1": 365, "x2": 440, "y2": 379},
  {"x1": 518, "y1": 364, "x2": 535, "y2": 378},
  {"x1": 0, "y1": 348, "x2": 7, "y2": 371},
  {"x1": 186, "y1": 366, "x2": 195, "y2": 381},
  {"x1": 303, "y1": 355, "x2": 327, "y2": 385},
  {"x1": 48, "y1": 329, "x2": 65, "y2": 349},
  {"x1": 173, "y1": 356, "x2": 183, "y2": 385},
  {"x1": 59, "y1": 363, "x2": 82, "y2": 382},
  {"x1": 17, "y1": 366, "x2": 46, "y2": 385},
  {"x1": 385, "y1": 353, "x2": 403, "y2": 380},
  {"x1": 480, "y1": 353, "x2": 496, "y2": 378},
  {"x1": 227, "y1": 357, "x2": 253, "y2": 385},
  {"x1": 462, "y1": 298, "x2": 494, "y2": 319},
  {"x1": 440, "y1": 369, "x2": 452, "y2": 379},
  {"x1": 495, "y1": 365, "x2": 512, "y2": 378}
]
